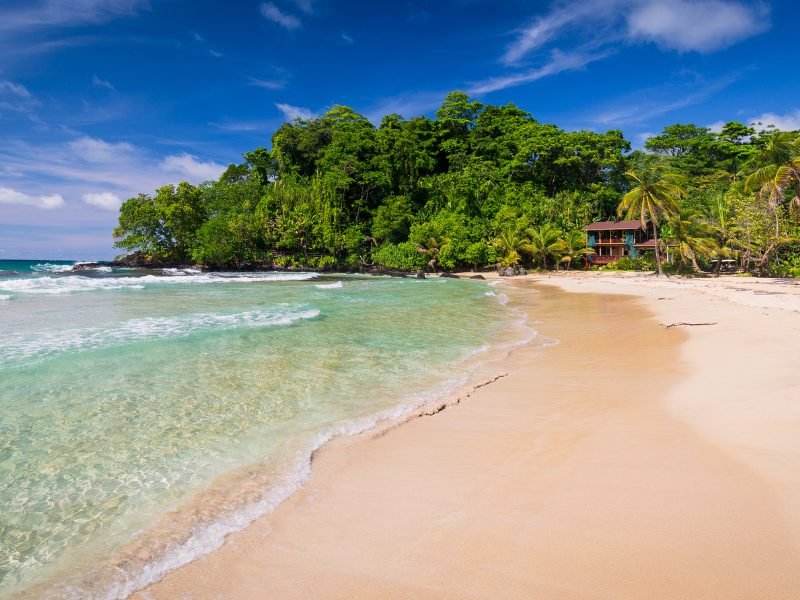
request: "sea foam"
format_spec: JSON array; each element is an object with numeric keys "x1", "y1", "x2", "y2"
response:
[
  {"x1": 315, "y1": 281, "x2": 343, "y2": 289},
  {"x1": 0, "y1": 272, "x2": 319, "y2": 295},
  {"x1": 0, "y1": 307, "x2": 320, "y2": 367}
]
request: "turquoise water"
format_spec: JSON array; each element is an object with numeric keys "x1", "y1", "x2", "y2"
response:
[{"x1": 0, "y1": 261, "x2": 521, "y2": 598}]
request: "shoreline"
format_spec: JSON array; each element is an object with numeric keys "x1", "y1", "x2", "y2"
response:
[{"x1": 133, "y1": 274, "x2": 800, "y2": 599}]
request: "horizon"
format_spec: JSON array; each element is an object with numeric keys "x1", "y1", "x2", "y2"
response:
[{"x1": 1, "y1": 0, "x2": 796, "y2": 259}]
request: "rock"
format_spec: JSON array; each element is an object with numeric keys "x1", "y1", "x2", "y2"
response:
[
  {"x1": 416, "y1": 270, "x2": 426, "y2": 279},
  {"x1": 469, "y1": 274, "x2": 485, "y2": 280},
  {"x1": 518, "y1": 267, "x2": 527, "y2": 276},
  {"x1": 439, "y1": 272, "x2": 459, "y2": 279}
]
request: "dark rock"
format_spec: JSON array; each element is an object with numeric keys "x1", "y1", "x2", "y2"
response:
[
  {"x1": 469, "y1": 274, "x2": 485, "y2": 280},
  {"x1": 518, "y1": 267, "x2": 527, "y2": 276},
  {"x1": 416, "y1": 270, "x2": 426, "y2": 279},
  {"x1": 439, "y1": 272, "x2": 459, "y2": 279}
]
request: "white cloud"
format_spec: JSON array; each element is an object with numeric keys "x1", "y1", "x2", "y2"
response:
[
  {"x1": 67, "y1": 136, "x2": 134, "y2": 162},
  {"x1": 0, "y1": 80, "x2": 31, "y2": 97},
  {"x1": 471, "y1": 49, "x2": 612, "y2": 94},
  {"x1": 706, "y1": 121, "x2": 726, "y2": 134},
  {"x1": 340, "y1": 32, "x2": 354, "y2": 44},
  {"x1": 91, "y1": 74, "x2": 115, "y2": 90},
  {"x1": 292, "y1": 0, "x2": 314, "y2": 14},
  {"x1": 0, "y1": 0, "x2": 149, "y2": 33},
  {"x1": 160, "y1": 153, "x2": 226, "y2": 182},
  {"x1": 627, "y1": 0, "x2": 769, "y2": 53},
  {"x1": 749, "y1": 110, "x2": 800, "y2": 132},
  {"x1": 276, "y1": 102, "x2": 316, "y2": 121},
  {"x1": 209, "y1": 49, "x2": 223, "y2": 58},
  {"x1": 259, "y1": 2, "x2": 301, "y2": 30},
  {"x1": 0, "y1": 186, "x2": 64, "y2": 209},
  {"x1": 82, "y1": 191, "x2": 121, "y2": 210},
  {"x1": 192, "y1": 31, "x2": 205, "y2": 42},
  {"x1": 249, "y1": 77, "x2": 287, "y2": 90},
  {"x1": 503, "y1": 0, "x2": 768, "y2": 67}
]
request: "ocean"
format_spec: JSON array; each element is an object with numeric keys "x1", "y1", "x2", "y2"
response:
[{"x1": 0, "y1": 260, "x2": 529, "y2": 598}]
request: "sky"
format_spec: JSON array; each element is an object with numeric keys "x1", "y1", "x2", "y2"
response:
[{"x1": 0, "y1": 0, "x2": 796, "y2": 260}]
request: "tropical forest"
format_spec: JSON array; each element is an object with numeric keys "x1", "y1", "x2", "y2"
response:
[{"x1": 113, "y1": 91, "x2": 800, "y2": 276}]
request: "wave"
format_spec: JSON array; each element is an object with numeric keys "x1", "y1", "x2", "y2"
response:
[
  {"x1": 0, "y1": 272, "x2": 319, "y2": 295},
  {"x1": 0, "y1": 307, "x2": 320, "y2": 367},
  {"x1": 315, "y1": 281, "x2": 343, "y2": 289},
  {"x1": 30, "y1": 263, "x2": 73, "y2": 273},
  {"x1": 0, "y1": 294, "x2": 11, "y2": 302}
]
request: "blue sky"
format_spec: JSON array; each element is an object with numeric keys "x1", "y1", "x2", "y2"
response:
[{"x1": 0, "y1": 0, "x2": 795, "y2": 259}]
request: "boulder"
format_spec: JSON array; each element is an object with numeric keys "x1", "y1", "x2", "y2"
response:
[
  {"x1": 518, "y1": 267, "x2": 527, "y2": 276},
  {"x1": 469, "y1": 274, "x2": 485, "y2": 280},
  {"x1": 439, "y1": 272, "x2": 459, "y2": 279},
  {"x1": 416, "y1": 270, "x2": 426, "y2": 279}
]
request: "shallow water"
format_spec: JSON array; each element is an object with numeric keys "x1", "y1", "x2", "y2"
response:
[{"x1": 0, "y1": 261, "x2": 522, "y2": 598}]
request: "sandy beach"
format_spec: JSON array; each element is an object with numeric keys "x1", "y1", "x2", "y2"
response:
[{"x1": 134, "y1": 273, "x2": 800, "y2": 599}]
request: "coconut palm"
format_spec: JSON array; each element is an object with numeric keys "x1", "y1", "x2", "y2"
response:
[
  {"x1": 662, "y1": 209, "x2": 718, "y2": 273},
  {"x1": 416, "y1": 237, "x2": 441, "y2": 271},
  {"x1": 743, "y1": 131, "x2": 800, "y2": 234},
  {"x1": 618, "y1": 156, "x2": 683, "y2": 276},
  {"x1": 559, "y1": 229, "x2": 595, "y2": 270},
  {"x1": 493, "y1": 226, "x2": 531, "y2": 268},
  {"x1": 527, "y1": 223, "x2": 565, "y2": 269}
]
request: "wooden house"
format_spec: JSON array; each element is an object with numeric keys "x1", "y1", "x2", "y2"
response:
[{"x1": 581, "y1": 220, "x2": 655, "y2": 265}]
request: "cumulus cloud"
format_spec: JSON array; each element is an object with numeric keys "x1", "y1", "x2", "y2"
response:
[
  {"x1": 259, "y1": 2, "x2": 301, "y2": 30},
  {"x1": 160, "y1": 153, "x2": 226, "y2": 181},
  {"x1": 749, "y1": 110, "x2": 800, "y2": 132},
  {"x1": 83, "y1": 191, "x2": 121, "y2": 210},
  {"x1": 67, "y1": 136, "x2": 134, "y2": 162},
  {"x1": 276, "y1": 102, "x2": 316, "y2": 121},
  {"x1": 0, "y1": 187, "x2": 64, "y2": 209},
  {"x1": 627, "y1": 0, "x2": 770, "y2": 53},
  {"x1": 503, "y1": 0, "x2": 768, "y2": 67}
]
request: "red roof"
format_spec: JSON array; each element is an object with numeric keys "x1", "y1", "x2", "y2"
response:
[{"x1": 582, "y1": 220, "x2": 647, "y2": 232}]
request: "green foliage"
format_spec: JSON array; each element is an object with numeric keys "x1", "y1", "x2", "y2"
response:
[
  {"x1": 602, "y1": 256, "x2": 655, "y2": 271},
  {"x1": 371, "y1": 242, "x2": 427, "y2": 271},
  {"x1": 113, "y1": 93, "x2": 800, "y2": 276}
]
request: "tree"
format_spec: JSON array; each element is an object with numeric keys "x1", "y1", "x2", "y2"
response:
[
  {"x1": 559, "y1": 230, "x2": 594, "y2": 270},
  {"x1": 527, "y1": 223, "x2": 565, "y2": 269},
  {"x1": 744, "y1": 131, "x2": 800, "y2": 234},
  {"x1": 617, "y1": 157, "x2": 683, "y2": 276},
  {"x1": 493, "y1": 226, "x2": 530, "y2": 268},
  {"x1": 662, "y1": 209, "x2": 718, "y2": 273}
]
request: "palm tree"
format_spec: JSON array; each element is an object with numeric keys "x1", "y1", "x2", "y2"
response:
[
  {"x1": 559, "y1": 229, "x2": 595, "y2": 270},
  {"x1": 416, "y1": 237, "x2": 442, "y2": 271},
  {"x1": 662, "y1": 209, "x2": 718, "y2": 273},
  {"x1": 527, "y1": 223, "x2": 565, "y2": 270},
  {"x1": 743, "y1": 131, "x2": 800, "y2": 235},
  {"x1": 493, "y1": 226, "x2": 531, "y2": 269},
  {"x1": 618, "y1": 157, "x2": 683, "y2": 276}
]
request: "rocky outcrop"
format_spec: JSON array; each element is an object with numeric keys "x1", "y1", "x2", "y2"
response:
[
  {"x1": 416, "y1": 270, "x2": 426, "y2": 279},
  {"x1": 439, "y1": 272, "x2": 460, "y2": 279}
]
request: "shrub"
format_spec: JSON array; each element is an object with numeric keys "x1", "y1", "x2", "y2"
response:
[
  {"x1": 602, "y1": 256, "x2": 655, "y2": 271},
  {"x1": 371, "y1": 242, "x2": 427, "y2": 271}
]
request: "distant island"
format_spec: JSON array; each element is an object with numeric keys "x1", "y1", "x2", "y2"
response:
[{"x1": 113, "y1": 92, "x2": 800, "y2": 277}]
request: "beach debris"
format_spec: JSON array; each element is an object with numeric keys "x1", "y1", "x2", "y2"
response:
[{"x1": 662, "y1": 322, "x2": 718, "y2": 328}]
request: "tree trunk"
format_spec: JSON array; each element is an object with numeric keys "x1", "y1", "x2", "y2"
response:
[{"x1": 653, "y1": 227, "x2": 664, "y2": 276}]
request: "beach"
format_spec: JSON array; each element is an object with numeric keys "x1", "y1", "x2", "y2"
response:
[{"x1": 134, "y1": 273, "x2": 800, "y2": 599}]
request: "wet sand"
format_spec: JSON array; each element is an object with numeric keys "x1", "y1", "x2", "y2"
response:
[{"x1": 134, "y1": 276, "x2": 800, "y2": 599}]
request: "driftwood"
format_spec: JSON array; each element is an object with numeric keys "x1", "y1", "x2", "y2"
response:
[{"x1": 662, "y1": 322, "x2": 718, "y2": 329}]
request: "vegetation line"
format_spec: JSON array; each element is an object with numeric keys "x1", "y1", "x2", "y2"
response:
[{"x1": 113, "y1": 92, "x2": 800, "y2": 277}]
